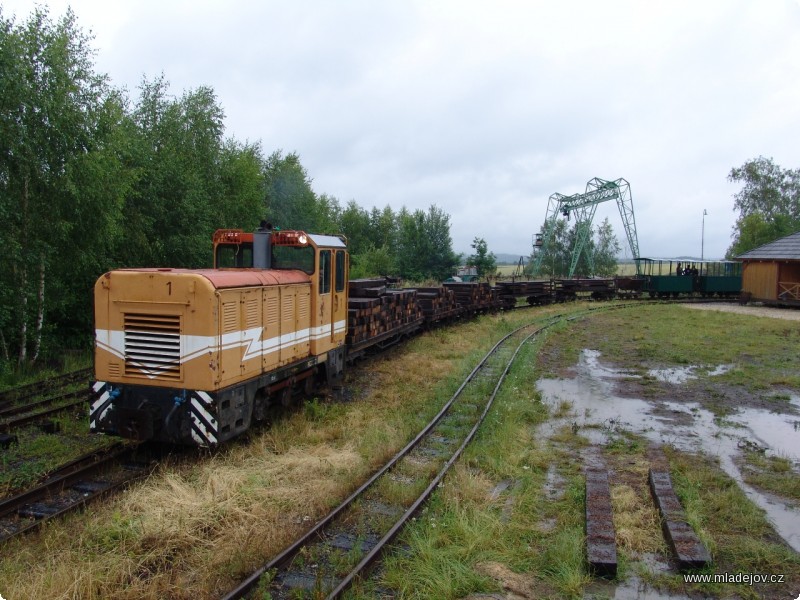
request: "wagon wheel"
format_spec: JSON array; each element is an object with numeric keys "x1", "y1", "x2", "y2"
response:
[
  {"x1": 279, "y1": 385, "x2": 293, "y2": 407},
  {"x1": 252, "y1": 390, "x2": 268, "y2": 421},
  {"x1": 303, "y1": 373, "x2": 315, "y2": 396}
]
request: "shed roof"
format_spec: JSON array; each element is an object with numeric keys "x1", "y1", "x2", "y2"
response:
[{"x1": 736, "y1": 230, "x2": 800, "y2": 261}]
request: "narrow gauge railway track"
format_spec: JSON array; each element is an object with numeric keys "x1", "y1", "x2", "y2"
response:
[
  {"x1": 221, "y1": 312, "x2": 586, "y2": 600},
  {"x1": 0, "y1": 367, "x2": 92, "y2": 408},
  {"x1": 0, "y1": 388, "x2": 89, "y2": 433},
  {"x1": 0, "y1": 442, "x2": 153, "y2": 544}
]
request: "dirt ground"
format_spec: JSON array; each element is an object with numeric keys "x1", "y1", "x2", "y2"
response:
[{"x1": 682, "y1": 301, "x2": 800, "y2": 321}]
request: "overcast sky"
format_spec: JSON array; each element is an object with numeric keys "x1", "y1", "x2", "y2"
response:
[{"x1": 4, "y1": 1, "x2": 800, "y2": 259}]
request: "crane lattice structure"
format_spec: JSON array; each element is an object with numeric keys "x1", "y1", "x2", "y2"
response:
[{"x1": 531, "y1": 177, "x2": 639, "y2": 278}]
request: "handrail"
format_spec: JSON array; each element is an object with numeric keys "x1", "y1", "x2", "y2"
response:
[{"x1": 778, "y1": 281, "x2": 800, "y2": 300}]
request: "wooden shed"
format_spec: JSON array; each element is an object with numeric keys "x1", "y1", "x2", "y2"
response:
[{"x1": 737, "y1": 231, "x2": 800, "y2": 306}]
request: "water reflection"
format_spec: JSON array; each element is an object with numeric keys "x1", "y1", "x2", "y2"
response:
[{"x1": 536, "y1": 350, "x2": 800, "y2": 554}]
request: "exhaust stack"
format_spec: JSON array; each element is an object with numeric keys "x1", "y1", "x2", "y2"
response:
[{"x1": 253, "y1": 222, "x2": 272, "y2": 269}]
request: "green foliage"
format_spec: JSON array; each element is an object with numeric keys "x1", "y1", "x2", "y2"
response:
[
  {"x1": 726, "y1": 156, "x2": 800, "y2": 257},
  {"x1": 264, "y1": 150, "x2": 321, "y2": 231},
  {"x1": 466, "y1": 237, "x2": 497, "y2": 278},
  {"x1": 531, "y1": 218, "x2": 570, "y2": 277},
  {"x1": 531, "y1": 217, "x2": 619, "y2": 277},
  {"x1": 0, "y1": 6, "x2": 124, "y2": 362},
  {"x1": 593, "y1": 217, "x2": 621, "y2": 276},
  {"x1": 120, "y1": 76, "x2": 230, "y2": 268},
  {"x1": 338, "y1": 200, "x2": 372, "y2": 255},
  {"x1": 351, "y1": 244, "x2": 395, "y2": 278},
  {"x1": 396, "y1": 205, "x2": 460, "y2": 281},
  {"x1": 0, "y1": 4, "x2": 464, "y2": 373},
  {"x1": 0, "y1": 7, "x2": 270, "y2": 370}
]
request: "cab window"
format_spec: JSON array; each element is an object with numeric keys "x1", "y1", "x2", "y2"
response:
[
  {"x1": 335, "y1": 250, "x2": 346, "y2": 293},
  {"x1": 272, "y1": 245, "x2": 314, "y2": 274},
  {"x1": 319, "y1": 250, "x2": 331, "y2": 294},
  {"x1": 215, "y1": 244, "x2": 253, "y2": 268}
]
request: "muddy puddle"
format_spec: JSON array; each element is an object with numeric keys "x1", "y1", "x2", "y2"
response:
[
  {"x1": 585, "y1": 553, "x2": 688, "y2": 600},
  {"x1": 536, "y1": 349, "x2": 800, "y2": 577}
]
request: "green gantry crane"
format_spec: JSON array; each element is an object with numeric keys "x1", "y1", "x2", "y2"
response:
[{"x1": 531, "y1": 177, "x2": 639, "y2": 277}]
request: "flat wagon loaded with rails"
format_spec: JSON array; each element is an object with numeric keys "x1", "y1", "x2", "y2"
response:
[
  {"x1": 345, "y1": 279, "x2": 502, "y2": 358},
  {"x1": 346, "y1": 280, "x2": 424, "y2": 356}
]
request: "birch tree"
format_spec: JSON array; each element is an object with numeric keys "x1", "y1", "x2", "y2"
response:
[
  {"x1": 0, "y1": 7, "x2": 120, "y2": 364},
  {"x1": 727, "y1": 156, "x2": 800, "y2": 257}
]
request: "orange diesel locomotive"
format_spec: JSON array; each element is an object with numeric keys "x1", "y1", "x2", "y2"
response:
[{"x1": 91, "y1": 227, "x2": 348, "y2": 446}]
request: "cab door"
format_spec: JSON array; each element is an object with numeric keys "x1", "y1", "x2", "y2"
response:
[
  {"x1": 331, "y1": 249, "x2": 348, "y2": 343},
  {"x1": 316, "y1": 249, "x2": 333, "y2": 353}
]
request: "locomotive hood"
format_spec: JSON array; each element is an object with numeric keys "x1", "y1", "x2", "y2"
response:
[{"x1": 96, "y1": 267, "x2": 310, "y2": 291}]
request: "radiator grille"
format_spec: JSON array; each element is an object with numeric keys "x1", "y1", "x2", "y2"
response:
[
  {"x1": 298, "y1": 292, "x2": 310, "y2": 321},
  {"x1": 124, "y1": 313, "x2": 181, "y2": 379},
  {"x1": 265, "y1": 295, "x2": 279, "y2": 326},
  {"x1": 245, "y1": 298, "x2": 259, "y2": 328},
  {"x1": 222, "y1": 302, "x2": 238, "y2": 333}
]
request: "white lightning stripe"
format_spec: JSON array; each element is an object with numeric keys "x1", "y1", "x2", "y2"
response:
[
  {"x1": 309, "y1": 320, "x2": 347, "y2": 340},
  {"x1": 95, "y1": 330, "x2": 125, "y2": 360},
  {"x1": 92, "y1": 380, "x2": 106, "y2": 393},
  {"x1": 95, "y1": 319, "x2": 347, "y2": 371}
]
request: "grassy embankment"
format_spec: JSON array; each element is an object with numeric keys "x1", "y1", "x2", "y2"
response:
[{"x1": 1, "y1": 304, "x2": 799, "y2": 599}]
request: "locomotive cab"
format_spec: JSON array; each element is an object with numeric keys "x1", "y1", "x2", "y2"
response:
[
  {"x1": 213, "y1": 228, "x2": 349, "y2": 362},
  {"x1": 91, "y1": 227, "x2": 349, "y2": 446}
]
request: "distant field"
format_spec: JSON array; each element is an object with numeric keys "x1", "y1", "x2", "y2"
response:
[
  {"x1": 495, "y1": 264, "x2": 523, "y2": 277},
  {"x1": 615, "y1": 262, "x2": 639, "y2": 276}
]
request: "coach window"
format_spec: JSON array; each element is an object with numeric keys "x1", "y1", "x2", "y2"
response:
[
  {"x1": 319, "y1": 249, "x2": 331, "y2": 294},
  {"x1": 335, "y1": 250, "x2": 345, "y2": 293}
]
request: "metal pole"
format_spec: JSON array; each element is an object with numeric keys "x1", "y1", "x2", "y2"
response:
[{"x1": 701, "y1": 209, "x2": 707, "y2": 261}]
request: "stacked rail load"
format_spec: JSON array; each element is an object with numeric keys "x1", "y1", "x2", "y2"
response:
[
  {"x1": 346, "y1": 279, "x2": 424, "y2": 357},
  {"x1": 413, "y1": 286, "x2": 461, "y2": 324},
  {"x1": 442, "y1": 281, "x2": 501, "y2": 313}
]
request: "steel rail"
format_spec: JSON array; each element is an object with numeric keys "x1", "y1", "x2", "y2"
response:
[
  {"x1": 220, "y1": 314, "x2": 566, "y2": 600},
  {"x1": 324, "y1": 302, "x2": 662, "y2": 598},
  {"x1": 0, "y1": 443, "x2": 150, "y2": 544},
  {"x1": 0, "y1": 388, "x2": 86, "y2": 418},
  {"x1": 324, "y1": 320, "x2": 549, "y2": 599},
  {"x1": 0, "y1": 395, "x2": 89, "y2": 433},
  {"x1": 0, "y1": 368, "x2": 92, "y2": 407},
  {"x1": 0, "y1": 442, "x2": 128, "y2": 514}
]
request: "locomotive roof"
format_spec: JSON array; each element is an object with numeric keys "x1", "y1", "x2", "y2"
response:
[
  {"x1": 111, "y1": 268, "x2": 310, "y2": 288},
  {"x1": 308, "y1": 233, "x2": 347, "y2": 248}
]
